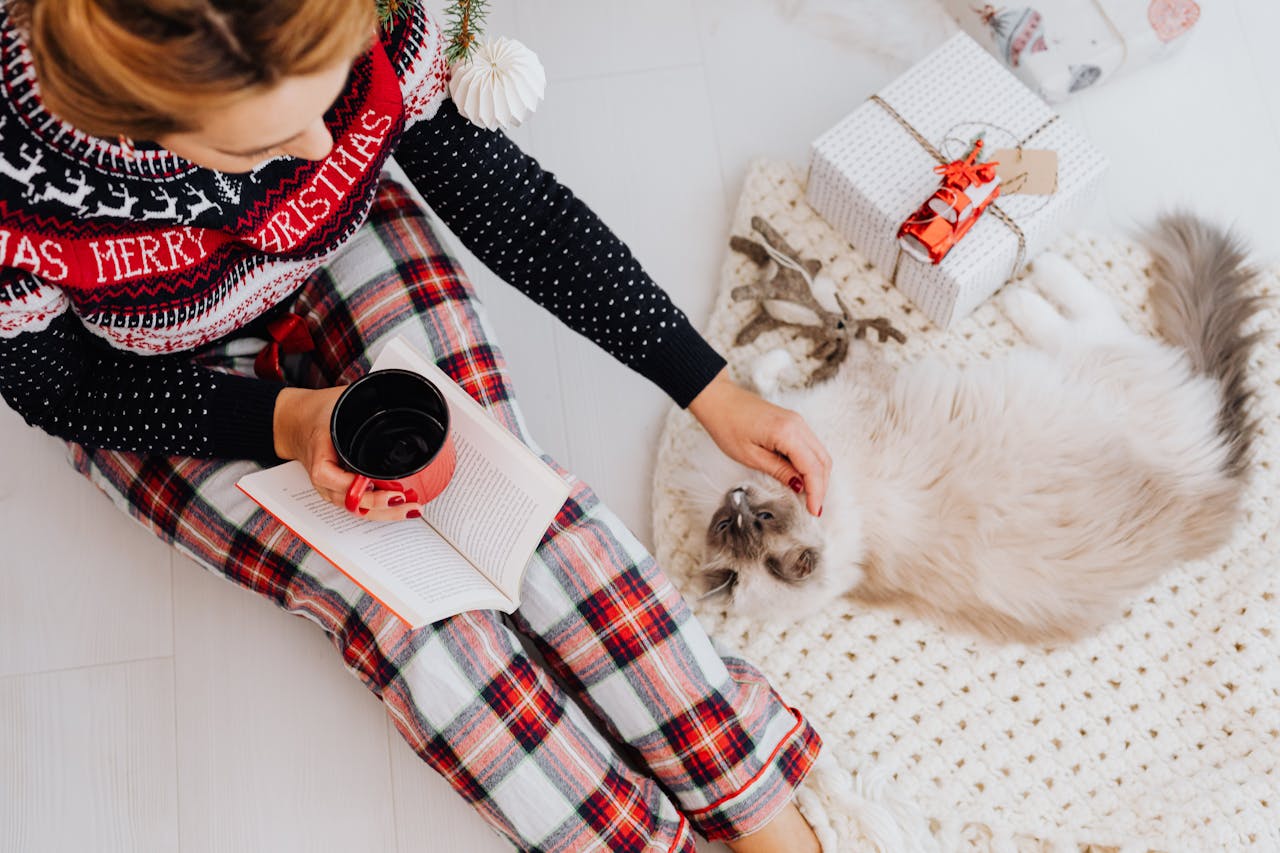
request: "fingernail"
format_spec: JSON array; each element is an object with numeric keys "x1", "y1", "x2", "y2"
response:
[
  {"x1": 389, "y1": 495, "x2": 405, "y2": 507},
  {"x1": 358, "y1": 507, "x2": 369, "y2": 516},
  {"x1": 818, "y1": 506, "x2": 824, "y2": 518},
  {"x1": 406, "y1": 509, "x2": 422, "y2": 519},
  {"x1": 789, "y1": 477, "x2": 804, "y2": 494}
]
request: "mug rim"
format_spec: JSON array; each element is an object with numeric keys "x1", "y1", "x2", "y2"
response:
[{"x1": 328, "y1": 368, "x2": 452, "y2": 479}]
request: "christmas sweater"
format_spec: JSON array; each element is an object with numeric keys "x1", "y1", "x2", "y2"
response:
[{"x1": 0, "y1": 1, "x2": 725, "y2": 461}]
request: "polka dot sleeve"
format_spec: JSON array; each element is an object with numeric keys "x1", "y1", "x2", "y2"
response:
[
  {"x1": 0, "y1": 286, "x2": 283, "y2": 462},
  {"x1": 394, "y1": 98, "x2": 727, "y2": 408}
]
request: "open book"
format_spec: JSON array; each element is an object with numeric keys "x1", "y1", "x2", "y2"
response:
[{"x1": 237, "y1": 336, "x2": 571, "y2": 628}]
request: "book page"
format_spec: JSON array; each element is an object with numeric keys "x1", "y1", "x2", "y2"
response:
[
  {"x1": 237, "y1": 463, "x2": 516, "y2": 627},
  {"x1": 372, "y1": 337, "x2": 571, "y2": 599}
]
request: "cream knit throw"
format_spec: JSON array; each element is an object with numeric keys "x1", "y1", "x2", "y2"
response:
[{"x1": 651, "y1": 160, "x2": 1279, "y2": 852}]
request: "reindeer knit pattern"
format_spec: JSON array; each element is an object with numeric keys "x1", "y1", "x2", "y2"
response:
[
  {"x1": 652, "y1": 160, "x2": 1280, "y2": 852},
  {"x1": 0, "y1": 1, "x2": 724, "y2": 461}
]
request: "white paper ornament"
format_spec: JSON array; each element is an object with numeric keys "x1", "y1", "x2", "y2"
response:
[{"x1": 449, "y1": 37, "x2": 546, "y2": 131}]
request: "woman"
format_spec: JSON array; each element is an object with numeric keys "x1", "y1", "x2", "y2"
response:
[{"x1": 0, "y1": 1, "x2": 832, "y2": 849}]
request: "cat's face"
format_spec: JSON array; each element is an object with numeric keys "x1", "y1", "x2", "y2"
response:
[{"x1": 698, "y1": 472, "x2": 831, "y2": 620}]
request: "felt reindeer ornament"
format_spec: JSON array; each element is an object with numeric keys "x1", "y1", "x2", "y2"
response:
[{"x1": 729, "y1": 216, "x2": 905, "y2": 386}]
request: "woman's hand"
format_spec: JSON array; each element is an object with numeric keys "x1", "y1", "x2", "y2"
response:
[
  {"x1": 272, "y1": 386, "x2": 424, "y2": 521},
  {"x1": 687, "y1": 368, "x2": 831, "y2": 516}
]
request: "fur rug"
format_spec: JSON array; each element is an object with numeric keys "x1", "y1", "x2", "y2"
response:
[{"x1": 651, "y1": 160, "x2": 1279, "y2": 851}]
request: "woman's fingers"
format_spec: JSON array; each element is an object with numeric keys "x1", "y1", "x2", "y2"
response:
[
  {"x1": 308, "y1": 460, "x2": 425, "y2": 520},
  {"x1": 357, "y1": 489, "x2": 425, "y2": 522},
  {"x1": 745, "y1": 445, "x2": 805, "y2": 493},
  {"x1": 782, "y1": 444, "x2": 827, "y2": 516},
  {"x1": 767, "y1": 412, "x2": 830, "y2": 516},
  {"x1": 685, "y1": 372, "x2": 832, "y2": 517},
  {"x1": 292, "y1": 386, "x2": 424, "y2": 522},
  {"x1": 307, "y1": 454, "x2": 426, "y2": 522},
  {"x1": 310, "y1": 458, "x2": 358, "y2": 506}
]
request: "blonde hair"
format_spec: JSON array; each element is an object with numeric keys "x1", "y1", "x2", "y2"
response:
[{"x1": 11, "y1": 0, "x2": 377, "y2": 139}]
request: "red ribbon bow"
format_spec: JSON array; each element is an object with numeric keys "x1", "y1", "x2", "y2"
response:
[
  {"x1": 934, "y1": 139, "x2": 999, "y2": 189},
  {"x1": 253, "y1": 313, "x2": 315, "y2": 382}
]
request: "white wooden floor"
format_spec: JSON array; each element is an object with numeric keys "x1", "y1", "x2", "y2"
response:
[{"x1": 4, "y1": 2, "x2": 1279, "y2": 851}]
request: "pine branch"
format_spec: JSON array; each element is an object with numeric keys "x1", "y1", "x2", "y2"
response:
[
  {"x1": 444, "y1": 0, "x2": 490, "y2": 65},
  {"x1": 375, "y1": 0, "x2": 410, "y2": 29}
]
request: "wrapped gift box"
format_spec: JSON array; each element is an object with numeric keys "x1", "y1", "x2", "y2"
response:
[
  {"x1": 940, "y1": 1, "x2": 1201, "y2": 102},
  {"x1": 805, "y1": 32, "x2": 1107, "y2": 329}
]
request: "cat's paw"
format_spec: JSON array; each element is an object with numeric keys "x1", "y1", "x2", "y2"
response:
[
  {"x1": 751, "y1": 348, "x2": 800, "y2": 396},
  {"x1": 1005, "y1": 286, "x2": 1065, "y2": 347},
  {"x1": 1031, "y1": 253, "x2": 1119, "y2": 324}
]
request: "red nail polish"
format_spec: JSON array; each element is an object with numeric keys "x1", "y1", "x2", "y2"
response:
[
  {"x1": 358, "y1": 507, "x2": 369, "y2": 516},
  {"x1": 789, "y1": 477, "x2": 804, "y2": 494},
  {"x1": 389, "y1": 495, "x2": 405, "y2": 507},
  {"x1": 818, "y1": 506, "x2": 823, "y2": 517},
  {"x1": 406, "y1": 509, "x2": 422, "y2": 519}
]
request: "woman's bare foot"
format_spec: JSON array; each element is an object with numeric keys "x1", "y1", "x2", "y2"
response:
[{"x1": 724, "y1": 801, "x2": 820, "y2": 853}]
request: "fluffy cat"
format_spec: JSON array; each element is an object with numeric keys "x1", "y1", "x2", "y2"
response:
[{"x1": 691, "y1": 216, "x2": 1263, "y2": 642}]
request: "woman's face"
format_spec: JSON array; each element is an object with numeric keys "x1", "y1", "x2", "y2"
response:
[{"x1": 155, "y1": 59, "x2": 351, "y2": 173}]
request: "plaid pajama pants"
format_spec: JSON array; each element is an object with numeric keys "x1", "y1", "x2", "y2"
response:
[{"x1": 68, "y1": 177, "x2": 821, "y2": 852}]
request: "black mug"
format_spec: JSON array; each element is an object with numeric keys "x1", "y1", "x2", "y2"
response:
[{"x1": 329, "y1": 369, "x2": 456, "y2": 512}]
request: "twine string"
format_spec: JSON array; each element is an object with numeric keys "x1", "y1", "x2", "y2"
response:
[{"x1": 759, "y1": 239, "x2": 819, "y2": 290}]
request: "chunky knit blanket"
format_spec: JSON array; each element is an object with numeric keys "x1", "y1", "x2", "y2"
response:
[{"x1": 652, "y1": 160, "x2": 1279, "y2": 851}]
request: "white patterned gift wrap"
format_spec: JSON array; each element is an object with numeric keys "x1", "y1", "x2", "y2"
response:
[
  {"x1": 940, "y1": 0, "x2": 1202, "y2": 103},
  {"x1": 806, "y1": 32, "x2": 1108, "y2": 329}
]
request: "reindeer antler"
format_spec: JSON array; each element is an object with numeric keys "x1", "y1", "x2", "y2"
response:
[
  {"x1": 729, "y1": 234, "x2": 771, "y2": 269},
  {"x1": 750, "y1": 216, "x2": 823, "y2": 280},
  {"x1": 727, "y1": 217, "x2": 906, "y2": 386},
  {"x1": 852, "y1": 316, "x2": 907, "y2": 344}
]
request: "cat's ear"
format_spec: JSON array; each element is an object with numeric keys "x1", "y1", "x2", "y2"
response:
[
  {"x1": 794, "y1": 548, "x2": 818, "y2": 580},
  {"x1": 771, "y1": 548, "x2": 818, "y2": 582},
  {"x1": 700, "y1": 567, "x2": 738, "y2": 600}
]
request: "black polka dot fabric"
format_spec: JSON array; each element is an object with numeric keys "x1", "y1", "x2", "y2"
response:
[
  {"x1": 0, "y1": 310, "x2": 282, "y2": 461},
  {"x1": 0, "y1": 98, "x2": 725, "y2": 461},
  {"x1": 397, "y1": 99, "x2": 726, "y2": 408}
]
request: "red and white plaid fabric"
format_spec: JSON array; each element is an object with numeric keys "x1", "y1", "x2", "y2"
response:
[{"x1": 68, "y1": 177, "x2": 821, "y2": 851}]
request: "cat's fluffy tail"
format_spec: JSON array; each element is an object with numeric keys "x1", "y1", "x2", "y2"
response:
[{"x1": 1147, "y1": 214, "x2": 1265, "y2": 479}]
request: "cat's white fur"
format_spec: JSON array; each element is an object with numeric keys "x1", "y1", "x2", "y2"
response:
[{"x1": 690, "y1": 244, "x2": 1255, "y2": 642}]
